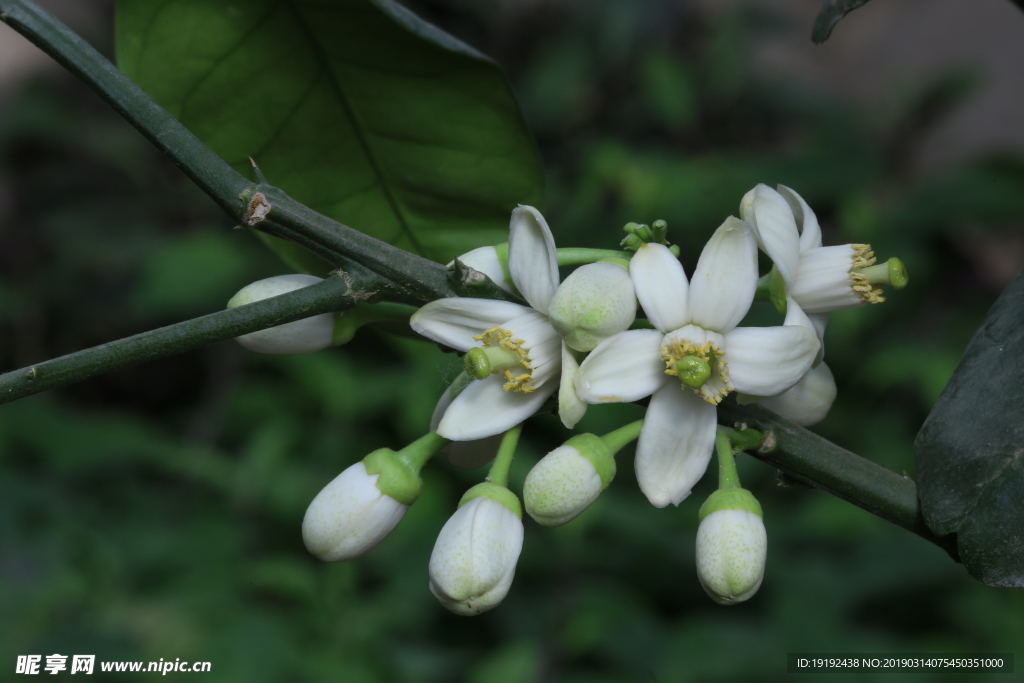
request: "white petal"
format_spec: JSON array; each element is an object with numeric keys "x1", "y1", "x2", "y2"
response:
[
  {"x1": 688, "y1": 216, "x2": 758, "y2": 333},
  {"x1": 789, "y1": 245, "x2": 863, "y2": 313},
  {"x1": 449, "y1": 246, "x2": 513, "y2": 293},
  {"x1": 630, "y1": 243, "x2": 689, "y2": 333},
  {"x1": 410, "y1": 298, "x2": 532, "y2": 351},
  {"x1": 760, "y1": 362, "x2": 837, "y2": 426},
  {"x1": 776, "y1": 185, "x2": 822, "y2": 251},
  {"x1": 502, "y1": 311, "x2": 561, "y2": 387},
  {"x1": 740, "y1": 184, "x2": 800, "y2": 286},
  {"x1": 431, "y1": 376, "x2": 503, "y2": 469},
  {"x1": 437, "y1": 376, "x2": 556, "y2": 441},
  {"x1": 558, "y1": 343, "x2": 587, "y2": 428},
  {"x1": 782, "y1": 297, "x2": 825, "y2": 368},
  {"x1": 724, "y1": 325, "x2": 819, "y2": 397},
  {"x1": 634, "y1": 383, "x2": 718, "y2": 507},
  {"x1": 508, "y1": 205, "x2": 559, "y2": 314},
  {"x1": 575, "y1": 329, "x2": 668, "y2": 404}
]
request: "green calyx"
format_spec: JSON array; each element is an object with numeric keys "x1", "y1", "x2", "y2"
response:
[
  {"x1": 676, "y1": 355, "x2": 711, "y2": 389},
  {"x1": 564, "y1": 433, "x2": 616, "y2": 489},
  {"x1": 464, "y1": 346, "x2": 523, "y2": 380},
  {"x1": 493, "y1": 242, "x2": 512, "y2": 287},
  {"x1": 698, "y1": 487, "x2": 763, "y2": 521},
  {"x1": 459, "y1": 481, "x2": 522, "y2": 518},
  {"x1": 362, "y1": 431, "x2": 449, "y2": 506}
]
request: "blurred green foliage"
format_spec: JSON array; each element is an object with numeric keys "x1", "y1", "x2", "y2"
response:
[{"x1": 2, "y1": 0, "x2": 1023, "y2": 681}]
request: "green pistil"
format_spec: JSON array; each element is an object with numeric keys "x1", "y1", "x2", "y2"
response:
[
  {"x1": 856, "y1": 257, "x2": 909, "y2": 290},
  {"x1": 464, "y1": 346, "x2": 524, "y2": 380},
  {"x1": 676, "y1": 355, "x2": 711, "y2": 389}
]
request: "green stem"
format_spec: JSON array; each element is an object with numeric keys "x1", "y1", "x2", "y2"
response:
[
  {"x1": 720, "y1": 426, "x2": 764, "y2": 453},
  {"x1": 0, "y1": 274, "x2": 361, "y2": 405},
  {"x1": 487, "y1": 424, "x2": 522, "y2": 488},
  {"x1": 715, "y1": 429, "x2": 741, "y2": 489},
  {"x1": 332, "y1": 302, "x2": 417, "y2": 345},
  {"x1": 717, "y1": 402, "x2": 960, "y2": 561},
  {"x1": 556, "y1": 248, "x2": 634, "y2": 266},
  {"x1": 0, "y1": 0, "x2": 519, "y2": 308},
  {"x1": 396, "y1": 431, "x2": 450, "y2": 472},
  {"x1": 601, "y1": 419, "x2": 644, "y2": 455}
]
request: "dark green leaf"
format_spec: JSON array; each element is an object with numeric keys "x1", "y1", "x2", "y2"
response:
[
  {"x1": 812, "y1": 0, "x2": 873, "y2": 44},
  {"x1": 115, "y1": 0, "x2": 543, "y2": 271},
  {"x1": 915, "y1": 268, "x2": 1024, "y2": 587}
]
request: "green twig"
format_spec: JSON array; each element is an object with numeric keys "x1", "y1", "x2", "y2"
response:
[
  {"x1": 0, "y1": 275, "x2": 363, "y2": 405},
  {"x1": 0, "y1": 0, "x2": 519, "y2": 307},
  {"x1": 717, "y1": 402, "x2": 960, "y2": 561}
]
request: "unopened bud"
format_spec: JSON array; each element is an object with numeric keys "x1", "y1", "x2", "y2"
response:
[
  {"x1": 695, "y1": 488, "x2": 766, "y2": 605},
  {"x1": 548, "y1": 263, "x2": 637, "y2": 352},
  {"x1": 228, "y1": 274, "x2": 334, "y2": 354},
  {"x1": 524, "y1": 434, "x2": 615, "y2": 526}
]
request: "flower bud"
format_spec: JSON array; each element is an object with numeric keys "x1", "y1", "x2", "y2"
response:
[
  {"x1": 524, "y1": 434, "x2": 615, "y2": 526},
  {"x1": 228, "y1": 274, "x2": 334, "y2": 354},
  {"x1": 695, "y1": 488, "x2": 766, "y2": 605},
  {"x1": 759, "y1": 362, "x2": 837, "y2": 426},
  {"x1": 428, "y1": 485, "x2": 524, "y2": 616},
  {"x1": 302, "y1": 459, "x2": 408, "y2": 562},
  {"x1": 547, "y1": 263, "x2": 637, "y2": 352}
]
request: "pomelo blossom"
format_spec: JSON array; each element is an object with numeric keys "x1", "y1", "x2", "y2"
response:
[
  {"x1": 740, "y1": 184, "x2": 906, "y2": 357},
  {"x1": 412, "y1": 206, "x2": 633, "y2": 438},
  {"x1": 575, "y1": 217, "x2": 820, "y2": 507}
]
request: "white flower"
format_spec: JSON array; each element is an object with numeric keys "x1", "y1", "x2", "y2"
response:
[
  {"x1": 696, "y1": 508, "x2": 767, "y2": 605},
  {"x1": 524, "y1": 444, "x2": 606, "y2": 526},
  {"x1": 228, "y1": 274, "x2": 335, "y2": 354},
  {"x1": 428, "y1": 495, "x2": 524, "y2": 616},
  {"x1": 412, "y1": 206, "x2": 596, "y2": 437},
  {"x1": 575, "y1": 218, "x2": 819, "y2": 507},
  {"x1": 301, "y1": 461, "x2": 407, "y2": 562},
  {"x1": 740, "y1": 184, "x2": 901, "y2": 361},
  {"x1": 757, "y1": 362, "x2": 837, "y2": 427}
]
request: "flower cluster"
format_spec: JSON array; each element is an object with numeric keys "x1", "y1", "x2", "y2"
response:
[{"x1": 228, "y1": 184, "x2": 906, "y2": 613}]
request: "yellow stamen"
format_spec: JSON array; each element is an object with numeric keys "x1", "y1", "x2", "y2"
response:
[
  {"x1": 661, "y1": 339, "x2": 731, "y2": 405},
  {"x1": 474, "y1": 326, "x2": 535, "y2": 393}
]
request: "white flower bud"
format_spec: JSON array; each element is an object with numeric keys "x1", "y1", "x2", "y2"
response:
[
  {"x1": 448, "y1": 246, "x2": 513, "y2": 293},
  {"x1": 547, "y1": 262, "x2": 637, "y2": 352},
  {"x1": 695, "y1": 508, "x2": 767, "y2": 605},
  {"x1": 524, "y1": 440, "x2": 611, "y2": 527},
  {"x1": 760, "y1": 362, "x2": 837, "y2": 426},
  {"x1": 228, "y1": 274, "x2": 334, "y2": 354},
  {"x1": 302, "y1": 461, "x2": 407, "y2": 562},
  {"x1": 428, "y1": 496, "x2": 524, "y2": 616}
]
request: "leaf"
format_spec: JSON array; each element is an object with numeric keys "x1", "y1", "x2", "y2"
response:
[
  {"x1": 915, "y1": 268, "x2": 1024, "y2": 587},
  {"x1": 115, "y1": 0, "x2": 544, "y2": 273},
  {"x1": 811, "y1": 0, "x2": 874, "y2": 44}
]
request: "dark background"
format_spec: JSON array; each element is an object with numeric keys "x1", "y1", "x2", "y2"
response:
[{"x1": 2, "y1": 0, "x2": 1023, "y2": 680}]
